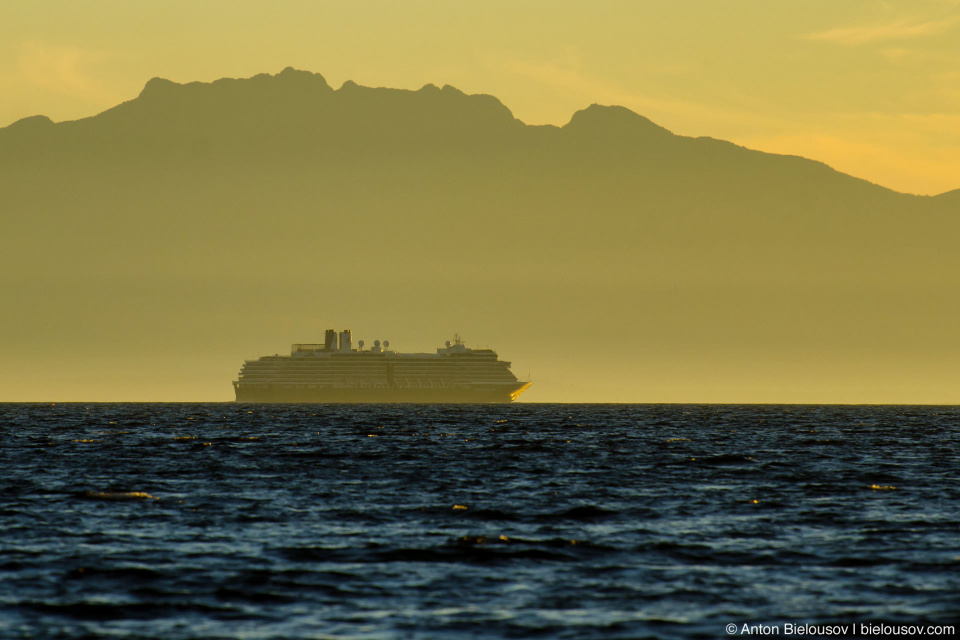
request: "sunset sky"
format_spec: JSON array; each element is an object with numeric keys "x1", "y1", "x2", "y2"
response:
[{"x1": 3, "y1": 0, "x2": 958, "y2": 196}]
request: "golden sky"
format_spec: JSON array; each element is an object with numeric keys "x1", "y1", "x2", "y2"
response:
[{"x1": 3, "y1": 0, "x2": 958, "y2": 196}]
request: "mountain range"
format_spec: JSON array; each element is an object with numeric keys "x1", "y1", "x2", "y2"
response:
[{"x1": 2, "y1": 68, "x2": 958, "y2": 402}]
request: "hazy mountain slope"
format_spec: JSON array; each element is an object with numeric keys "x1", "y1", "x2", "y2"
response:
[
  {"x1": 933, "y1": 188, "x2": 960, "y2": 206},
  {"x1": 1, "y1": 69, "x2": 957, "y2": 402}
]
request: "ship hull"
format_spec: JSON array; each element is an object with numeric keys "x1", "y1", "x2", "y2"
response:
[{"x1": 234, "y1": 382, "x2": 531, "y2": 404}]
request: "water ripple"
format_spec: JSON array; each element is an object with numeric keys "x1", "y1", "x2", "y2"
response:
[{"x1": 1, "y1": 403, "x2": 958, "y2": 638}]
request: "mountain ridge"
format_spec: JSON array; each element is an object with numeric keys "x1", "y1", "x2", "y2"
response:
[{"x1": 2, "y1": 67, "x2": 950, "y2": 197}]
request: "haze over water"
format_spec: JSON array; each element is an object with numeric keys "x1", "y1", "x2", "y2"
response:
[
  {"x1": 3, "y1": 403, "x2": 958, "y2": 639},
  {"x1": 3, "y1": 66, "x2": 960, "y2": 404}
]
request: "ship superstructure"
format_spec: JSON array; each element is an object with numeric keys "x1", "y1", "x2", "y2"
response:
[{"x1": 233, "y1": 329, "x2": 531, "y2": 403}]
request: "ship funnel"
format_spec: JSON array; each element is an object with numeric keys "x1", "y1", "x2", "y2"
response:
[
  {"x1": 339, "y1": 329, "x2": 353, "y2": 351},
  {"x1": 324, "y1": 329, "x2": 337, "y2": 350}
]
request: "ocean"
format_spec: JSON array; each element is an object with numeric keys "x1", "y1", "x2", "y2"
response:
[{"x1": 1, "y1": 403, "x2": 958, "y2": 639}]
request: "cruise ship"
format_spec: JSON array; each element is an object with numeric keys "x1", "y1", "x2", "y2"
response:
[{"x1": 233, "y1": 329, "x2": 531, "y2": 403}]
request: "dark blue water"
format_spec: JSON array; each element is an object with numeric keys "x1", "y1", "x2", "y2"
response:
[{"x1": 1, "y1": 404, "x2": 958, "y2": 639}]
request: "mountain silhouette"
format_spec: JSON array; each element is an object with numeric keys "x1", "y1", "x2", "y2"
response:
[
  {"x1": 934, "y1": 188, "x2": 960, "y2": 204},
  {"x1": 1, "y1": 68, "x2": 958, "y2": 402}
]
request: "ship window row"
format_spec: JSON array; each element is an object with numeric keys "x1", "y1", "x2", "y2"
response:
[
  {"x1": 239, "y1": 369, "x2": 516, "y2": 378},
  {"x1": 241, "y1": 363, "x2": 512, "y2": 372},
  {"x1": 237, "y1": 379, "x2": 517, "y2": 389},
  {"x1": 239, "y1": 375, "x2": 517, "y2": 383}
]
